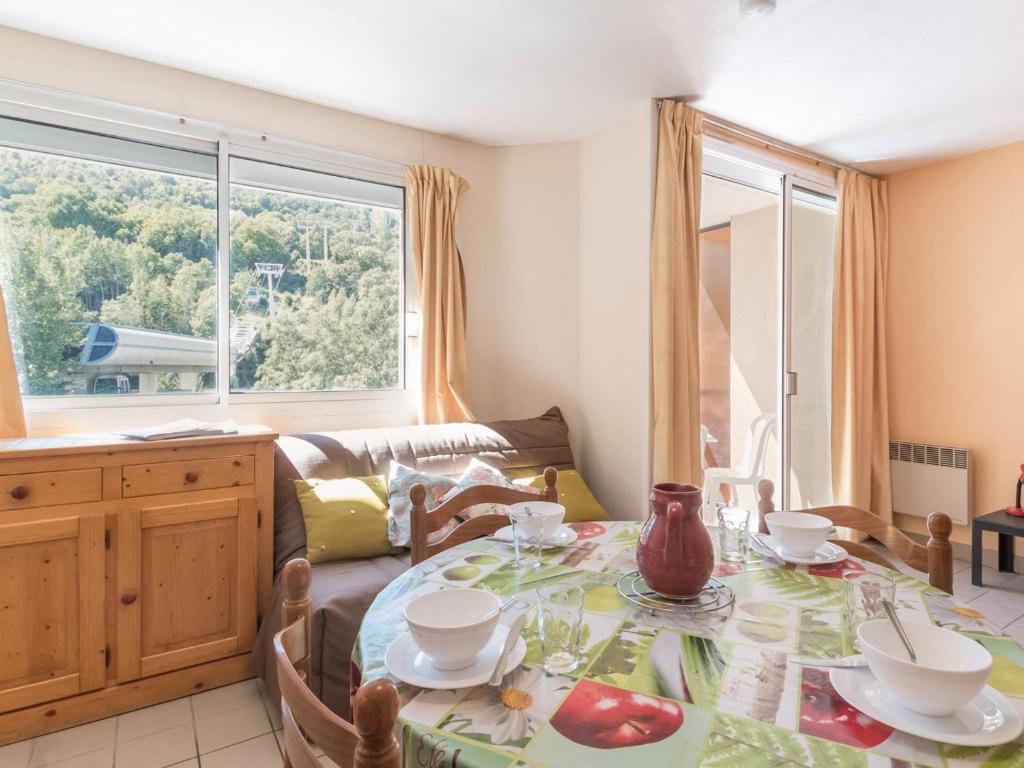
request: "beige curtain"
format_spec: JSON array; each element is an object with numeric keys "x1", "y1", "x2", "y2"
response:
[
  {"x1": 405, "y1": 165, "x2": 475, "y2": 424},
  {"x1": 0, "y1": 285, "x2": 26, "y2": 439},
  {"x1": 831, "y1": 169, "x2": 892, "y2": 519},
  {"x1": 651, "y1": 101, "x2": 703, "y2": 485}
]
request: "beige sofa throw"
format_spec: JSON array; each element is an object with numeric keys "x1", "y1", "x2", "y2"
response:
[
  {"x1": 0, "y1": 285, "x2": 25, "y2": 439},
  {"x1": 651, "y1": 101, "x2": 703, "y2": 485},
  {"x1": 831, "y1": 169, "x2": 893, "y2": 520},
  {"x1": 405, "y1": 165, "x2": 474, "y2": 424}
]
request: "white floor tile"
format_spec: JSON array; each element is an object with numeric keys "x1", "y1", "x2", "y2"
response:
[
  {"x1": 168, "y1": 762, "x2": 197, "y2": 768},
  {"x1": 195, "y1": 702, "x2": 270, "y2": 755},
  {"x1": 259, "y1": 690, "x2": 282, "y2": 732},
  {"x1": 191, "y1": 681, "x2": 262, "y2": 720},
  {"x1": 965, "y1": 566, "x2": 1018, "y2": 588},
  {"x1": 0, "y1": 739, "x2": 33, "y2": 768},
  {"x1": 30, "y1": 720, "x2": 116, "y2": 767},
  {"x1": 33, "y1": 748, "x2": 113, "y2": 768},
  {"x1": 197, "y1": 734, "x2": 281, "y2": 768},
  {"x1": 1002, "y1": 621, "x2": 1024, "y2": 646},
  {"x1": 952, "y1": 559, "x2": 972, "y2": 574},
  {"x1": 114, "y1": 723, "x2": 195, "y2": 768},
  {"x1": 116, "y1": 698, "x2": 192, "y2": 743},
  {"x1": 968, "y1": 585, "x2": 1024, "y2": 611}
]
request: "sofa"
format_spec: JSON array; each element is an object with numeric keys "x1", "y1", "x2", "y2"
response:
[{"x1": 251, "y1": 406, "x2": 577, "y2": 718}]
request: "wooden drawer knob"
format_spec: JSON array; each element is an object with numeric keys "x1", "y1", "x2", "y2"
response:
[
  {"x1": 184, "y1": 471, "x2": 199, "y2": 483},
  {"x1": 121, "y1": 592, "x2": 137, "y2": 606},
  {"x1": 9, "y1": 485, "x2": 28, "y2": 500}
]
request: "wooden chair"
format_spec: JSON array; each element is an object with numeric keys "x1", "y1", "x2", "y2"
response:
[
  {"x1": 410, "y1": 467, "x2": 559, "y2": 565},
  {"x1": 274, "y1": 559, "x2": 401, "y2": 768},
  {"x1": 756, "y1": 479, "x2": 954, "y2": 595}
]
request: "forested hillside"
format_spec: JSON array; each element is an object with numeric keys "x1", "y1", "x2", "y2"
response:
[{"x1": 0, "y1": 147, "x2": 401, "y2": 396}]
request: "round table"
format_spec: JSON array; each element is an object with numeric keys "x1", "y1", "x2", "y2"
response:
[{"x1": 353, "y1": 521, "x2": 1024, "y2": 767}]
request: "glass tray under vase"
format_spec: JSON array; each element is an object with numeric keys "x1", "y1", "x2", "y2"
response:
[{"x1": 616, "y1": 570, "x2": 735, "y2": 615}]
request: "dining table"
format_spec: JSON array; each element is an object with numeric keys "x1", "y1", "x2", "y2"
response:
[{"x1": 352, "y1": 520, "x2": 1024, "y2": 768}]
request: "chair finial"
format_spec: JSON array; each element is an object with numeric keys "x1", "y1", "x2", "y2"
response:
[
  {"x1": 282, "y1": 558, "x2": 312, "y2": 602},
  {"x1": 353, "y1": 679, "x2": 401, "y2": 768},
  {"x1": 409, "y1": 483, "x2": 427, "y2": 506}
]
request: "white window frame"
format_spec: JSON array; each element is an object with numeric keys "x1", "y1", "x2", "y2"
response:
[{"x1": 0, "y1": 79, "x2": 416, "y2": 422}]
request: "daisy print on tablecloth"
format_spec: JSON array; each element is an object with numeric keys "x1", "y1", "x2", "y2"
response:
[
  {"x1": 438, "y1": 666, "x2": 573, "y2": 750},
  {"x1": 925, "y1": 591, "x2": 1003, "y2": 635}
]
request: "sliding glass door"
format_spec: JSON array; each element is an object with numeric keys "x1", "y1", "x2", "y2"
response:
[{"x1": 698, "y1": 146, "x2": 837, "y2": 512}]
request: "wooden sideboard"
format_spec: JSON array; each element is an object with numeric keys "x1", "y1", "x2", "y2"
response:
[{"x1": 0, "y1": 429, "x2": 276, "y2": 745}]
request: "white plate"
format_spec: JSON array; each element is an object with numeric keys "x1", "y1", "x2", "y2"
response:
[
  {"x1": 830, "y1": 666, "x2": 1024, "y2": 747},
  {"x1": 385, "y1": 623, "x2": 527, "y2": 690},
  {"x1": 493, "y1": 524, "x2": 578, "y2": 548},
  {"x1": 754, "y1": 533, "x2": 848, "y2": 565}
]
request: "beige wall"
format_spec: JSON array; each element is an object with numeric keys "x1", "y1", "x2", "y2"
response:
[
  {"x1": 0, "y1": 27, "x2": 584, "y2": 442},
  {"x1": 577, "y1": 103, "x2": 656, "y2": 519},
  {"x1": 888, "y1": 140, "x2": 1024, "y2": 549}
]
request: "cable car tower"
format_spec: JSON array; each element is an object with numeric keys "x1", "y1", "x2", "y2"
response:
[{"x1": 253, "y1": 263, "x2": 285, "y2": 317}]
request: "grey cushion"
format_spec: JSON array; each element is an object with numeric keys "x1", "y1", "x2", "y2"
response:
[{"x1": 271, "y1": 406, "x2": 574, "y2": 574}]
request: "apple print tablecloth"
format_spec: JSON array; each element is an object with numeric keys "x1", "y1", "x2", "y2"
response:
[{"x1": 352, "y1": 521, "x2": 1024, "y2": 768}]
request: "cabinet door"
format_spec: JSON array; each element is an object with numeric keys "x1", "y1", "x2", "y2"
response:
[
  {"x1": 116, "y1": 497, "x2": 257, "y2": 681},
  {"x1": 0, "y1": 513, "x2": 105, "y2": 713}
]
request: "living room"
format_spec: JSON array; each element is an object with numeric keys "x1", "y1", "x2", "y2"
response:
[{"x1": 0, "y1": 2, "x2": 1023, "y2": 767}]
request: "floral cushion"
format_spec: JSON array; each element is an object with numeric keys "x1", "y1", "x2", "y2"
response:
[
  {"x1": 386, "y1": 463, "x2": 458, "y2": 547},
  {"x1": 442, "y1": 458, "x2": 517, "y2": 520}
]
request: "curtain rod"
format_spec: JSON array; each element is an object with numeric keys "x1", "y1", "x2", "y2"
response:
[{"x1": 658, "y1": 99, "x2": 876, "y2": 179}]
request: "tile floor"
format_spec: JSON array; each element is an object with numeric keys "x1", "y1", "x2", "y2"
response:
[
  {"x1": 0, "y1": 678, "x2": 340, "y2": 768},
  {"x1": 5, "y1": 552, "x2": 1024, "y2": 767}
]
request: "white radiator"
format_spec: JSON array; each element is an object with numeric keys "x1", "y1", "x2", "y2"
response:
[{"x1": 889, "y1": 441, "x2": 971, "y2": 525}]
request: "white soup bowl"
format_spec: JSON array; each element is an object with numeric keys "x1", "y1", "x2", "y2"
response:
[
  {"x1": 858, "y1": 619, "x2": 992, "y2": 716},
  {"x1": 764, "y1": 511, "x2": 832, "y2": 557},
  {"x1": 404, "y1": 588, "x2": 501, "y2": 670},
  {"x1": 507, "y1": 501, "x2": 565, "y2": 540}
]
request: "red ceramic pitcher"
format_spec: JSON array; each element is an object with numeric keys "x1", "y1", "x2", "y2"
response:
[{"x1": 636, "y1": 483, "x2": 714, "y2": 599}]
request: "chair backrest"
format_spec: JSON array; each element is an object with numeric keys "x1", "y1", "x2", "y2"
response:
[
  {"x1": 737, "y1": 413, "x2": 776, "y2": 476},
  {"x1": 756, "y1": 480, "x2": 953, "y2": 594},
  {"x1": 699, "y1": 425, "x2": 710, "y2": 470},
  {"x1": 273, "y1": 559, "x2": 401, "y2": 768},
  {"x1": 410, "y1": 467, "x2": 558, "y2": 565}
]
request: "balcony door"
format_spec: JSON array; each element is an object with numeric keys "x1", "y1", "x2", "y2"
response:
[{"x1": 698, "y1": 144, "x2": 837, "y2": 512}]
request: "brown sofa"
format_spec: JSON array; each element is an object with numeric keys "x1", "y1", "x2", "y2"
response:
[{"x1": 251, "y1": 406, "x2": 575, "y2": 718}]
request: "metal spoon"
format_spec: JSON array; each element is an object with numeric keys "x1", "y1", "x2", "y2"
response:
[
  {"x1": 882, "y1": 598, "x2": 917, "y2": 663},
  {"x1": 489, "y1": 613, "x2": 528, "y2": 686}
]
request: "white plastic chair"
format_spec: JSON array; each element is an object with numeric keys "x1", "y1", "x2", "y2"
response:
[
  {"x1": 700, "y1": 425, "x2": 710, "y2": 470},
  {"x1": 702, "y1": 413, "x2": 776, "y2": 519}
]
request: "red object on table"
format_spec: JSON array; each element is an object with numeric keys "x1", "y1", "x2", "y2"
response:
[{"x1": 1008, "y1": 465, "x2": 1024, "y2": 516}]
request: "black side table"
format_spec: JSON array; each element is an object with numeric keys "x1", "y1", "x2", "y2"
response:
[{"x1": 972, "y1": 509, "x2": 1024, "y2": 586}]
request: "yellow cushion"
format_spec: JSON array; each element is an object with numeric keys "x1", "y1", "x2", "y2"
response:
[
  {"x1": 516, "y1": 470, "x2": 610, "y2": 523},
  {"x1": 296, "y1": 476, "x2": 400, "y2": 564}
]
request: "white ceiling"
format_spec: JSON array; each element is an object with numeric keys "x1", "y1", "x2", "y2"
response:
[{"x1": 1, "y1": 0, "x2": 1022, "y2": 172}]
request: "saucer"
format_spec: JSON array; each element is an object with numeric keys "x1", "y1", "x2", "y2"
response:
[
  {"x1": 493, "y1": 524, "x2": 578, "y2": 548},
  {"x1": 754, "y1": 533, "x2": 848, "y2": 565},
  {"x1": 830, "y1": 666, "x2": 1024, "y2": 746},
  {"x1": 385, "y1": 623, "x2": 527, "y2": 689}
]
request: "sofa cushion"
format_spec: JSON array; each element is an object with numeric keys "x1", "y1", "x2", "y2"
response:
[
  {"x1": 386, "y1": 463, "x2": 458, "y2": 546},
  {"x1": 272, "y1": 406, "x2": 575, "y2": 574},
  {"x1": 252, "y1": 553, "x2": 410, "y2": 720},
  {"x1": 296, "y1": 476, "x2": 399, "y2": 564}
]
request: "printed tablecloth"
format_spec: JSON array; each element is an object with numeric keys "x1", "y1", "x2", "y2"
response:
[{"x1": 353, "y1": 521, "x2": 1024, "y2": 768}]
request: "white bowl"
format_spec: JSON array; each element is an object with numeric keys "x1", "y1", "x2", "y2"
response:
[
  {"x1": 404, "y1": 588, "x2": 501, "y2": 670},
  {"x1": 764, "y1": 511, "x2": 832, "y2": 557},
  {"x1": 858, "y1": 619, "x2": 992, "y2": 717},
  {"x1": 507, "y1": 501, "x2": 565, "y2": 540}
]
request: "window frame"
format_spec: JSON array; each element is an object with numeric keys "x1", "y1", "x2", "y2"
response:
[{"x1": 0, "y1": 80, "x2": 416, "y2": 417}]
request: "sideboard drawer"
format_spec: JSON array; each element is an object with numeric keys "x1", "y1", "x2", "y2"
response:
[
  {"x1": 121, "y1": 455, "x2": 255, "y2": 498},
  {"x1": 0, "y1": 469, "x2": 103, "y2": 511}
]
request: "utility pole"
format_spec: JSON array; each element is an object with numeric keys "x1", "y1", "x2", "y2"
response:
[{"x1": 297, "y1": 220, "x2": 317, "y2": 268}]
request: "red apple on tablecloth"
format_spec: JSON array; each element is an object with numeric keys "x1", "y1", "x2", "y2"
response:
[
  {"x1": 800, "y1": 667, "x2": 892, "y2": 748},
  {"x1": 808, "y1": 559, "x2": 864, "y2": 580},
  {"x1": 550, "y1": 679, "x2": 683, "y2": 749},
  {"x1": 569, "y1": 522, "x2": 607, "y2": 540}
]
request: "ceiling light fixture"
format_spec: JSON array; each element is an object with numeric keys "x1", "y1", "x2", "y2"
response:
[{"x1": 739, "y1": 0, "x2": 776, "y2": 18}]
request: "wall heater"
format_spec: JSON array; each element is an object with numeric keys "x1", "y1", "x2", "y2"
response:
[{"x1": 889, "y1": 441, "x2": 971, "y2": 525}]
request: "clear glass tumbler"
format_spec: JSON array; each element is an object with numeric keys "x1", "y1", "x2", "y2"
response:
[
  {"x1": 843, "y1": 570, "x2": 895, "y2": 642},
  {"x1": 508, "y1": 507, "x2": 544, "y2": 570},
  {"x1": 537, "y1": 582, "x2": 584, "y2": 674},
  {"x1": 716, "y1": 505, "x2": 752, "y2": 562}
]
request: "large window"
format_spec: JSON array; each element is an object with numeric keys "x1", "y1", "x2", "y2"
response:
[
  {"x1": 228, "y1": 158, "x2": 403, "y2": 393},
  {"x1": 0, "y1": 113, "x2": 406, "y2": 404}
]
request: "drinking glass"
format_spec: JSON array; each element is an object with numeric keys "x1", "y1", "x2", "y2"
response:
[
  {"x1": 537, "y1": 583, "x2": 584, "y2": 674},
  {"x1": 716, "y1": 505, "x2": 752, "y2": 562},
  {"x1": 843, "y1": 570, "x2": 895, "y2": 642},
  {"x1": 508, "y1": 506, "x2": 544, "y2": 570}
]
